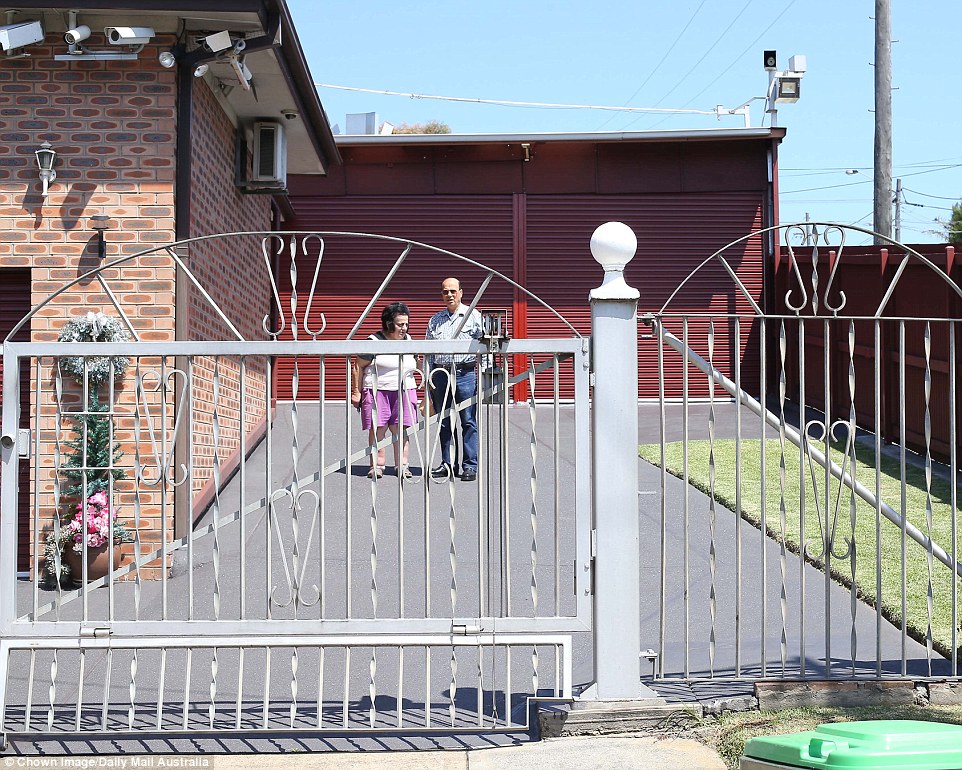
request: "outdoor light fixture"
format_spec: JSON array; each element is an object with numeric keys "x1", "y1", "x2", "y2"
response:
[
  {"x1": 158, "y1": 50, "x2": 176, "y2": 68},
  {"x1": 775, "y1": 77, "x2": 801, "y2": 104},
  {"x1": 34, "y1": 141, "x2": 57, "y2": 198},
  {"x1": 89, "y1": 214, "x2": 110, "y2": 261},
  {"x1": 193, "y1": 63, "x2": 209, "y2": 78}
]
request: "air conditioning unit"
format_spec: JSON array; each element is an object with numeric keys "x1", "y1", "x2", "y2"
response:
[{"x1": 251, "y1": 121, "x2": 286, "y2": 186}]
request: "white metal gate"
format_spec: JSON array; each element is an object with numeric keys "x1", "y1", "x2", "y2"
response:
[{"x1": 0, "y1": 232, "x2": 592, "y2": 744}]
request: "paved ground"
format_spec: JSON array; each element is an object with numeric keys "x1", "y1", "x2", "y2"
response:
[{"x1": 4, "y1": 398, "x2": 950, "y2": 764}]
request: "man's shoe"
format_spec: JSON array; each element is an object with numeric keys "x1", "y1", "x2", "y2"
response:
[
  {"x1": 460, "y1": 470, "x2": 477, "y2": 482},
  {"x1": 430, "y1": 463, "x2": 453, "y2": 479}
]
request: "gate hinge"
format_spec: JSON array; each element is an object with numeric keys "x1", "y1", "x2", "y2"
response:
[
  {"x1": 80, "y1": 626, "x2": 112, "y2": 638},
  {"x1": 451, "y1": 621, "x2": 482, "y2": 636}
]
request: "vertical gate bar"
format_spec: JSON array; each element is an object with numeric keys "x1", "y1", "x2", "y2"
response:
[
  {"x1": 368, "y1": 648, "x2": 377, "y2": 728},
  {"x1": 107, "y1": 366, "x2": 116, "y2": 618},
  {"x1": 100, "y1": 648, "x2": 112, "y2": 731},
  {"x1": 133, "y1": 360, "x2": 143, "y2": 617},
  {"x1": 874, "y1": 319, "x2": 883, "y2": 677},
  {"x1": 778, "y1": 321, "x2": 789, "y2": 674},
  {"x1": 32, "y1": 357, "x2": 42, "y2": 616},
  {"x1": 531, "y1": 644, "x2": 539, "y2": 725},
  {"x1": 797, "y1": 317, "x2": 807, "y2": 676},
  {"x1": 397, "y1": 647, "x2": 404, "y2": 729},
  {"x1": 235, "y1": 648, "x2": 244, "y2": 729},
  {"x1": 290, "y1": 648, "x2": 299, "y2": 729},
  {"x1": 396, "y1": 355, "x2": 405, "y2": 618},
  {"x1": 129, "y1": 650, "x2": 139, "y2": 729},
  {"x1": 53, "y1": 361, "x2": 64, "y2": 615},
  {"x1": 734, "y1": 315, "x2": 742, "y2": 677},
  {"x1": 291, "y1": 354, "x2": 301, "y2": 621},
  {"x1": 503, "y1": 353, "x2": 511, "y2": 617},
  {"x1": 822, "y1": 318, "x2": 832, "y2": 678},
  {"x1": 74, "y1": 651, "x2": 83, "y2": 731},
  {"x1": 476, "y1": 352, "x2": 484, "y2": 621},
  {"x1": 759, "y1": 316, "x2": 768, "y2": 678},
  {"x1": 847, "y1": 321, "x2": 858, "y2": 676},
  {"x1": 186, "y1": 356, "x2": 195, "y2": 620},
  {"x1": 505, "y1": 648, "x2": 512, "y2": 729},
  {"x1": 899, "y1": 320, "x2": 908, "y2": 675},
  {"x1": 951, "y1": 322, "x2": 958, "y2": 678},
  {"x1": 923, "y1": 322, "x2": 935, "y2": 674},
  {"x1": 424, "y1": 646, "x2": 430, "y2": 728},
  {"x1": 239, "y1": 357, "x2": 247, "y2": 620},
  {"x1": 265, "y1": 356, "x2": 274, "y2": 620},
  {"x1": 476, "y1": 645, "x2": 483, "y2": 727},
  {"x1": 212, "y1": 357, "x2": 222, "y2": 622},
  {"x1": 344, "y1": 355, "x2": 353, "y2": 620},
  {"x1": 316, "y1": 646, "x2": 324, "y2": 728},
  {"x1": 182, "y1": 648, "x2": 192, "y2": 730},
  {"x1": 553, "y1": 355, "x2": 561, "y2": 618},
  {"x1": 80, "y1": 359, "x2": 91, "y2": 618},
  {"x1": 262, "y1": 647, "x2": 271, "y2": 730},
  {"x1": 1, "y1": 346, "x2": 21, "y2": 622},
  {"x1": 528, "y1": 358, "x2": 539, "y2": 620},
  {"x1": 25, "y1": 651, "x2": 35, "y2": 732},
  {"x1": 422, "y1": 358, "x2": 431, "y2": 619},
  {"x1": 682, "y1": 319, "x2": 690, "y2": 678},
  {"x1": 160, "y1": 358, "x2": 169, "y2": 619},
  {"x1": 210, "y1": 647, "x2": 219, "y2": 729},
  {"x1": 656, "y1": 318, "x2": 668, "y2": 677},
  {"x1": 448, "y1": 644, "x2": 457, "y2": 728},
  {"x1": 319, "y1": 356, "x2": 326, "y2": 620},
  {"x1": 573, "y1": 340, "x2": 590, "y2": 628},
  {"x1": 707, "y1": 319, "x2": 717, "y2": 677},
  {"x1": 342, "y1": 647, "x2": 350, "y2": 728},
  {"x1": 155, "y1": 647, "x2": 166, "y2": 729}
]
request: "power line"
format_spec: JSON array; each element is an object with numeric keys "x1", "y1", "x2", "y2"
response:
[
  {"x1": 597, "y1": 0, "x2": 709, "y2": 129},
  {"x1": 313, "y1": 83, "x2": 728, "y2": 117},
  {"x1": 640, "y1": 0, "x2": 798, "y2": 131}
]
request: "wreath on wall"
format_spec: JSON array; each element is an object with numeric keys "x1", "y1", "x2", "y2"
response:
[{"x1": 57, "y1": 312, "x2": 132, "y2": 385}]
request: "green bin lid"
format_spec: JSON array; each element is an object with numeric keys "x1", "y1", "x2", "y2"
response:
[{"x1": 743, "y1": 720, "x2": 962, "y2": 769}]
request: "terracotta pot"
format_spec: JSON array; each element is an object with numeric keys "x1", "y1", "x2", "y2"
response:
[{"x1": 62, "y1": 541, "x2": 124, "y2": 583}]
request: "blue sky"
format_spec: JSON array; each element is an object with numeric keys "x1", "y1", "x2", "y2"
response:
[{"x1": 289, "y1": 1, "x2": 961, "y2": 244}]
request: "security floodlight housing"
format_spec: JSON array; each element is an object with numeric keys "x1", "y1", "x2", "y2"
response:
[
  {"x1": 0, "y1": 20, "x2": 44, "y2": 51},
  {"x1": 775, "y1": 77, "x2": 801, "y2": 104}
]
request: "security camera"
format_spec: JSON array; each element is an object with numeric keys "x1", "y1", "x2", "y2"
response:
[
  {"x1": 104, "y1": 26, "x2": 155, "y2": 45},
  {"x1": 0, "y1": 20, "x2": 44, "y2": 51},
  {"x1": 64, "y1": 25, "x2": 91, "y2": 45},
  {"x1": 281, "y1": 110, "x2": 298, "y2": 121}
]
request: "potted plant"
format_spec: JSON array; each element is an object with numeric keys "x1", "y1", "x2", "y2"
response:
[{"x1": 43, "y1": 312, "x2": 134, "y2": 587}]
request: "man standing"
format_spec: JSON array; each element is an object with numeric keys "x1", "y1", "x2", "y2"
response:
[{"x1": 425, "y1": 277, "x2": 483, "y2": 481}]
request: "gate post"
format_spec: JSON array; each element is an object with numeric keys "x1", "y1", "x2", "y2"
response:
[{"x1": 584, "y1": 222, "x2": 660, "y2": 701}]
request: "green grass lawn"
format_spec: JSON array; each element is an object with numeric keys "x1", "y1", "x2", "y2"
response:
[{"x1": 640, "y1": 437, "x2": 962, "y2": 657}]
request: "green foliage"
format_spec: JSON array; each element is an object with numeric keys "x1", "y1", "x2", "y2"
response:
[
  {"x1": 44, "y1": 389, "x2": 131, "y2": 583},
  {"x1": 60, "y1": 390, "x2": 128, "y2": 499},
  {"x1": 945, "y1": 202, "x2": 962, "y2": 243},
  {"x1": 391, "y1": 120, "x2": 451, "y2": 134}
]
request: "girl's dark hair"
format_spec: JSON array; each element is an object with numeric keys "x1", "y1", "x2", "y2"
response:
[{"x1": 381, "y1": 302, "x2": 410, "y2": 332}]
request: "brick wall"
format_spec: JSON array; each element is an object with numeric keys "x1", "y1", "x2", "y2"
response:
[
  {"x1": 185, "y1": 79, "x2": 272, "y2": 507},
  {"x1": 0, "y1": 39, "x2": 180, "y2": 576}
]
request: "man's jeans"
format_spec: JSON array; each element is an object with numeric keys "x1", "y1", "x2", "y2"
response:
[{"x1": 430, "y1": 367, "x2": 478, "y2": 473}]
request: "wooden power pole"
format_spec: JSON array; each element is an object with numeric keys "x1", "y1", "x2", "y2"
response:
[{"x1": 874, "y1": 0, "x2": 893, "y2": 242}]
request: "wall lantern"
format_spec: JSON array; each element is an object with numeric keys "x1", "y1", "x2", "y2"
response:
[
  {"x1": 89, "y1": 214, "x2": 110, "y2": 261},
  {"x1": 34, "y1": 141, "x2": 57, "y2": 198}
]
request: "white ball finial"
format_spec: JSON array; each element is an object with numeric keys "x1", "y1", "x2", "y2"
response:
[{"x1": 590, "y1": 221, "x2": 637, "y2": 272}]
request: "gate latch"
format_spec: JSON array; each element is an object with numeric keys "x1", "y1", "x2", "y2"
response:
[
  {"x1": 80, "y1": 626, "x2": 112, "y2": 638},
  {"x1": 451, "y1": 622, "x2": 482, "y2": 636}
]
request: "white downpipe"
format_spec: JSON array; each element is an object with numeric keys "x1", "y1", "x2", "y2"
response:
[{"x1": 655, "y1": 323, "x2": 962, "y2": 579}]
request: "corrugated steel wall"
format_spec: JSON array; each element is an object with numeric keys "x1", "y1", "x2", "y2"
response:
[
  {"x1": 0, "y1": 268, "x2": 33, "y2": 570},
  {"x1": 278, "y1": 191, "x2": 766, "y2": 401}
]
